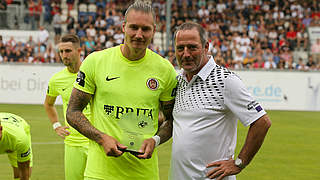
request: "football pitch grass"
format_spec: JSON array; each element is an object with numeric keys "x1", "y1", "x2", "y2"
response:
[{"x1": 0, "y1": 104, "x2": 319, "y2": 180}]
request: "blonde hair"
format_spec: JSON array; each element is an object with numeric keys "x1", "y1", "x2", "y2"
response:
[{"x1": 124, "y1": 0, "x2": 155, "y2": 24}]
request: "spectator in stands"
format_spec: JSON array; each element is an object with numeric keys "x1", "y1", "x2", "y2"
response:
[
  {"x1": 35, "y1": 39, "x2": 46, "y2": 53},
  {"x1": 296, "y1": 27, "x2": 308, "y2": 51},
  {"x1": 306, "y1": 56, "x2": 317, "y2": 70},
  {"x1": 285, "y1": 57, "x2": 296, "y2": 70},
  {"x1": 262, "y1": 48, "x2": 273, "y2": 62},
  {"x1": 15, "y1": 49, "x2": 24, "y2": 62},
  {"x1": 6, "y1": 36, "x2": 16, "y2": 48},
  {"x1": 264, "y1": 57, "x2": 277, "y2": 69},
  {"x1": 96, "y1": 30, "x2": 106, "y2": 45},
  {"x1": 84, "y1": 15, "x2": 95, "y2": 30},
  {"x1": 25, "y1": 36, "x2": 36, "y2": 49},
  {"x1": 253, "y1": 56, "x2": 264, "y2": 69},
  {"x1": 86, "y1": 24, "x2": 97, "y2": 38},
  {"x1": 286, "y1": 24, "x2": 297, "y2": 51},
  {"x1": 316, "y1": 60, "x2": 320, "y2": 70},
  {"x1": 279, "y1": 46, "x2": 292, "y2": 63},
  {"x1": 66, "y1": 12, "x2": 75, "y2": 33},
  {"x1": 296, "y1": 58, "x2": 307, "y2": 71},
  {"x1": 84, "y1": 36, "x2": 95, "y2": 53},
  {"x1": 24, "y1": 51, "x2": 34, "y2": 63},
  {"x1": 77, "y1": 15, "x2": 86, "y2": 29},
  {"x1": 35, "y1": 0, "x2": 42, "y2": 29},
  {"x1": 39, "y1": 26, "x2": 49, "y2": 48},
  {"x1": 105, "y1": 36, "x2": 114, "y2": 49},
  {"x1": 277, "y1": 58, "x2": 286, "y2": 69},
  {"x1": 96, "y1": 6, "x2": 105, "y2": 19},
  {"x1": 113, "y1": 28, "x2": 124, "y2": 45},
  {"x1": 43, "y1": 0, "x2": 53, "y2": 24},
  {"x1": 105, "y1": 10, "x2": 115, "y2": 29},
  {"x1": 311, "y1": 38, "x2": 320, "y2": 63},
  {"x1": 76, "y1": 25, "x2": 86, "y2": 38},
  {"x1": 66, "y1": 0, "x2": 74, "y2": 11},
  {"x1": 310, "y1": 14, "x2": 320, "y2": 27},
  {"x1": 0, "y1": 0, "x2": 8, "y2": 29},
  {"x1": 53, "y1": 9, "x2": 63, "y2": 44},
  {"x1": 27, "y1": 0, "x2": 37, "y2": 30},
  {"x1": 95, "y1": 15, "x2": 107, "y2": 31},
  {"x1": 44, "y1": 43, "x2": 56, "y2": 63},
  {"x1": 302, "y1": 12, "x2": 312, "y2": 27},
  {"x1": 4, "y1": 47, "x2": 15, "y2": 62}
]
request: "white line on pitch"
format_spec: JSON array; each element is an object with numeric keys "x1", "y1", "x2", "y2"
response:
[{"x1": 32, "y1": 141, "x2": 64, "y2": 145}]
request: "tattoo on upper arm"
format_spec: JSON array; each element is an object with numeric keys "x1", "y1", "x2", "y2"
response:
[
  {"x1": 68, "y1": 88, "x2": 91, "y2": 112},
  {"x1": 66, "y1": 88, "x2": 102, "y2": 142},
  {"x1": 160, "y1": 100, "x2": 174, "y2": 121}
]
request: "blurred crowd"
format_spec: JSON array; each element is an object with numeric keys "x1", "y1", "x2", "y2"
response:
[{"x1": 1, "y1": 0, "x2": 320, "y2": 71}]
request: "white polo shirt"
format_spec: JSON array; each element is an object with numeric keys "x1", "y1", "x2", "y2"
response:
[{"x1": 170, "y1": 56, "x2": 266, "y2": 180}]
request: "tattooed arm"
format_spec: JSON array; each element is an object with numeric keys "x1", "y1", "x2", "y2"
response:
[
  {"x1": 157, "y1": 99, "x2": 175, "y2": 144},
  {"x1": 137, "y1": 99, "x2": 175, "y2": 159},
  {"x1": 66, "y1": 88, "x2": 126, "y2": 157}
]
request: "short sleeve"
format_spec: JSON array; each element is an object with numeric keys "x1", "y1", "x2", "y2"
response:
[
  {"x1": 74, "y1": 53, "x2": 96, "y2": 94},
  {"x1": 47, "y1": 77, "x2": 59, "y2": 97},
  {"x1": 159, "y1": 62, "x2": 178, "y2": 102},
  {"x1": 15, "y1": 136, "x2": 32, "y2": 163},
  {"x1": 224, "y1": 74, "x2": 266, "y2": 126}
]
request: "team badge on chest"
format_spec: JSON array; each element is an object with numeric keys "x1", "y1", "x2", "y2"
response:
[{"x1": 146, "y1": 78, "x2": 159, "y2": 90}]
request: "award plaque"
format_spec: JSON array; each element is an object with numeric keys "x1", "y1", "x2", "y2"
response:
[{"x1": 118, "y1": 113, "x2": 154, "y2": 153}]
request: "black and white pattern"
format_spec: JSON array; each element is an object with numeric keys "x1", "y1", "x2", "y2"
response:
[{"x1": 174, "y1": 64, "x2": 233, "y2": 113}]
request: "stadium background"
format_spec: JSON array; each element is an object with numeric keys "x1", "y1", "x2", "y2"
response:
[{"x1": 1, "y1": 0, "x2": 320, "y2": 179}]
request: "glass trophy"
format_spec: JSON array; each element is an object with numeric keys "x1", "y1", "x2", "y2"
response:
[{"x1": 118, "y1": 112, "x2": 154, "y2": 153}]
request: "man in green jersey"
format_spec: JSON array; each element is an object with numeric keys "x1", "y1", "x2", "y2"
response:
[
  {"x1": 66, "y1": 0, "x2": 177, "y2": 179},
  {"x1": 0, "y1": 112, "x2": 32, "y2": 180},
  {"x1": 44, "y1": 34, "x2": 91, "y2": 180}
]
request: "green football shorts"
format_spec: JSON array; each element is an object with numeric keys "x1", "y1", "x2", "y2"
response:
[{"x1": 65, "y1": 144, "x2": 88, "y2": 180}]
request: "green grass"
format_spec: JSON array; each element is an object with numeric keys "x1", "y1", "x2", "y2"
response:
[{"x1": 1, "y1": 104, "x2": 320, "y2": 179}]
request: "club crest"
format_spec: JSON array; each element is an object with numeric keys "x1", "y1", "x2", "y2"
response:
[{"x1": 146, "y1": 78, "x2": 159, "y2": 90}]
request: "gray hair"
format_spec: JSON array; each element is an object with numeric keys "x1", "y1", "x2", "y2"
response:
[
  {"x1": 173, "y1": 22, "x2": 208, "y2": 47},
  {"x1": 124, "y1": 0, "x2": 155, "y2": 24}
]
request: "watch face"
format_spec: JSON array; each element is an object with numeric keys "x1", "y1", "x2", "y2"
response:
[
  {"x1": 235, "y1": 158, "x2": 245, "y2": 169},
  {"x1": 235, "y1": 158, "x2": 242, "y2": 166}
]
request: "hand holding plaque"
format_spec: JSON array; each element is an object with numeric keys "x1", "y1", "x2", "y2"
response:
[{"x1": 118, "y1": 113, "x2": 154, "y2": 153}]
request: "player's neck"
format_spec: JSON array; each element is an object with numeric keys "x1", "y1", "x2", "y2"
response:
[
  {"x1": 121, "y1": 44, "x2": 146, "y2": 61},
  {"x1": 67, "y1": 60, "x2": 81, "y2": 73}
]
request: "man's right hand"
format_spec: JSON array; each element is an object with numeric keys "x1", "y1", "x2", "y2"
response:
[
  {"x1": 55, "y1": 126, "x2": 70, "y2": 139},
  {"x1": 99, "y1": 134, "x2": 126, "y2": 157}
]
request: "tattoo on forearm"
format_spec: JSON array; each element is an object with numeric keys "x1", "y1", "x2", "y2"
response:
[
  {"x1": 66, "y1": 88, "x2": 102, "y2": 142},
  {"x1": 157, "y1": 100, "x2": 175, "y2": 144}
]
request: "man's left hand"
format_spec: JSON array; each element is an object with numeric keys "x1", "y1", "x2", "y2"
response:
[
  {"x1": 136, "y1": 138, "x2": 156, "y2": 159},
  {"x1": 206, "y1": 158, "x2": 242, "y2": 180}
]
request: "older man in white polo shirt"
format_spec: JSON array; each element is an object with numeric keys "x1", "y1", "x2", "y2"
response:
[{"x1": 169, "y1": 22, "x2": 272, "y2": 180}]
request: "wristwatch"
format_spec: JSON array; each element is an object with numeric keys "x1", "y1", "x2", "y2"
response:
[{"x1": 235, "y1": 157, "x2": 246, "y2": 169}]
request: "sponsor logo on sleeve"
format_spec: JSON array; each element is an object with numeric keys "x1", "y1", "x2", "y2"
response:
[
  {"x1": 171, "y1": 87, "x2": 177, "y2": 97},
  {"x1": 247, "y1": 101, "x2": 263, "y2": 112},
  {"x1": 21, "y1": 148, "x2": 31, "y2": 158},
  {"x1": 76, "y1": 71, "x2": 86, "y2": 87}
]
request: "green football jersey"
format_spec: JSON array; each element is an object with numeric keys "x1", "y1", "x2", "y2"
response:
[
  {"x1": 0, "y1": 113, "x2": 32, "y2": 165},
  {"x1": 47, "y1": 67, "x2": 91, "y2": 146},
  {"x1": 74, "y1": 45, "x2": 177, "y2": 179}
]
